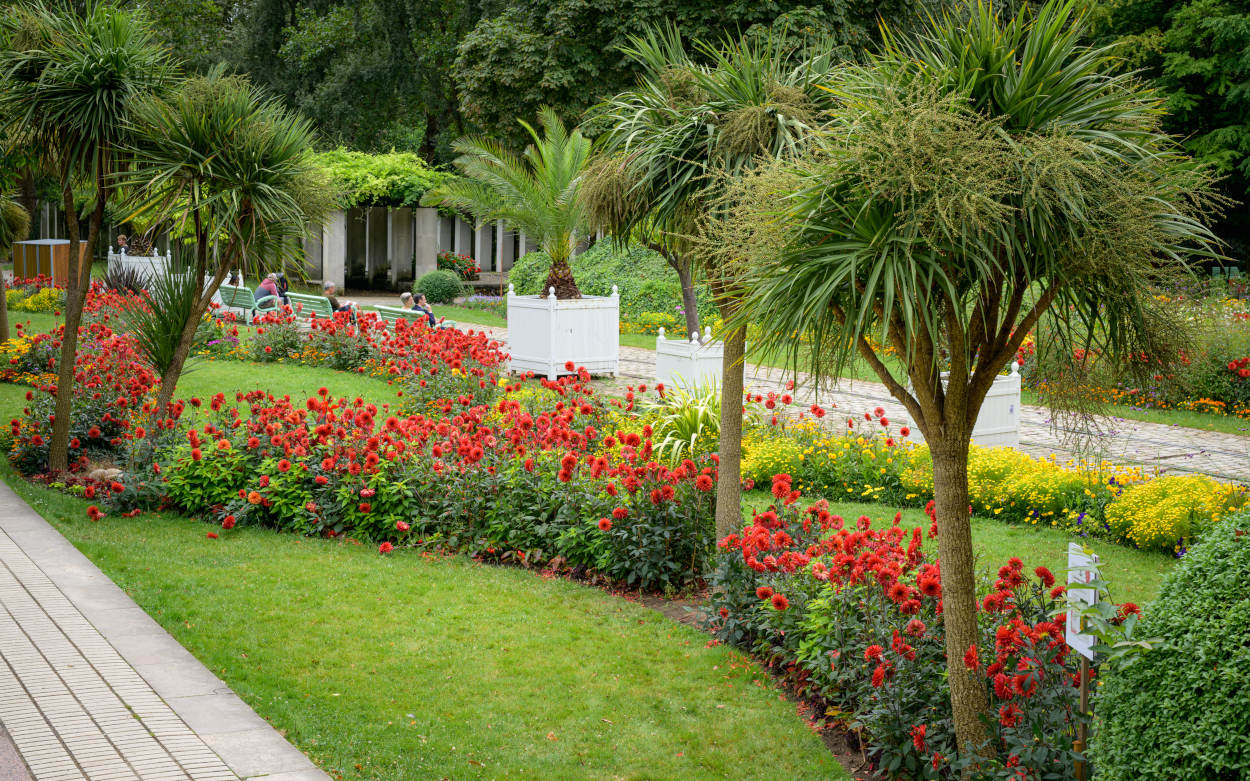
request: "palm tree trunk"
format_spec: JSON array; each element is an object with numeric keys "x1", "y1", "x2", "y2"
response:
[
  {"x1": 714, "y1": 315, "x2": 746, "y2": 539},
  {"x1": 930, "y1": 429, "x2": 991, "y2": 760},
  {"x1": 0, "y1": 267, "x2": 9, "y2": 342},
  {"x1": 48, "y1": 182, "x2": 102, "y2": 473},
  {"x1": 674, "y1": 261, "x2": 701, "y2": 340},
  {"x1": 543, "y1": 255, "x2": 581, "y2": 300}
]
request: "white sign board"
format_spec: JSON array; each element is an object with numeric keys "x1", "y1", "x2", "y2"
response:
[{"x1": 1066, "y1": 543, "x2": 1099, "y2": 661}]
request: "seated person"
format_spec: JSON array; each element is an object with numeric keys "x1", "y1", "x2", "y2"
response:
[
  {"x1": 275, "y1": 272, "x2": 290, "y2": 305},
  {"x1": 322, "y1": 281, "x2": 357, "y2": 315},
  {"x1": 412, "y1": 293, "x2": 438, "y2": 328},
  {"x1": 255, "y1": 273, "x2": 281, "y2": 307}
]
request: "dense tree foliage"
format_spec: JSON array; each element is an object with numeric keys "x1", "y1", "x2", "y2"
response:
[
  {"x1": 1093, "y1": 0, "x2": 1250, "y2": 258},
  {"x1": 130, "y1": 0, "x2": 920, "y2": 157}
]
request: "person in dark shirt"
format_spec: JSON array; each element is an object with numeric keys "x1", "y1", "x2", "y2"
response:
[{"x1": 322, "y1": 281, "x2": 356, "y2": 315}]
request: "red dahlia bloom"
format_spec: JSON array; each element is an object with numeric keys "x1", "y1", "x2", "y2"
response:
[
  {"x1": 770, "y1": 593, "x2": 789, "y2": 611},
  {"x1": 755, "y1": 586, "x2": 774, "y2": 600},
  {"x1": 378, "y1": 542, "x2": 393, "y2": 554},
  {"x1": 597, "y1": 518, "x2": 612, "y2": 531},
  {"x1": 963, "y1": 645, "x2": 980, "y2": 671}
]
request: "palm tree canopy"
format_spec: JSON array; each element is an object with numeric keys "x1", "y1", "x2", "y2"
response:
[
  {"x1": 585, "y1": 26, "x2": 840, "y2": 268},
  {"x1": 0, "y1": 1, "x2": 176, "y2": 182},
  {"x1": 422, "y1": 107, "x2": 590, "y2": 271},
  {"x1": 121, "y1": 68, "x2": 336, "y2": 274},
  {"x1": 739, "y1": 0, "x2": 1221, "y2": 423}
]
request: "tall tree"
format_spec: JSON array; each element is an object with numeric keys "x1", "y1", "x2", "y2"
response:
[
  {"x1": 1092, "y1": 0, "x2": 1250, "y2": 259},
  {"x1": 736, "y1": 0, "x2": 1220, "y2": 759},
  {"x1": 123, "y1": 70, "x2": 335, "y2": 412},
  {"x1": 585, "y1": 28, "x2": 838, "y2": 539},
  {"x1": 453, "y1": 0, "x2": 919, "y2": 149},
  {"x1": 0, "y1": 0, "x2": 175, "y2": 472}
]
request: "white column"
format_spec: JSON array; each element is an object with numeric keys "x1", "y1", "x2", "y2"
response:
[
  {"x1": 474, "y1": 221, "x2": 493, "y2": 272},
  {"x1": 323, "y1": 210, "x2": 347, "y2": 288},
  {"x1": 456, "y1": 218, "x2": 474, "y2": 257},
  {"x1": 413, "y1": 207, "x2": 440, "y2": 280}
]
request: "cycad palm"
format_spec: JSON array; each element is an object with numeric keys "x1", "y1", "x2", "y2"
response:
[
  {"x1": 586, "y1": 27, "x2": 837, "y2": 536},
  {"x1": 423, "y1": 107, "x2": 590, "y2": 298},
  {"x1": 739, "y1": 0, "x2": 1220, "y2": 757},
  {"x1": 0, "y1": 194, "x2": 32, "y2": 342}
]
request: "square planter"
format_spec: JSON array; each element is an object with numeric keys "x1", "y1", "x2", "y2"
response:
[
  {"x1": 656, "y1": 326, "x2": 723, "y2": 390},
  {"x1": 107, "y1": 248, "x2": 169, "y2": 284},
  {"x1": 906, "y1": 364, "x2": 1022, "y2": 448},
  {"x1": 506, "y1": 284, "x2": 619, "y2": 379}
]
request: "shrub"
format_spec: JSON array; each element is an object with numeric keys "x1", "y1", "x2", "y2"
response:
[
  {"x1": 1094, "y1": 510, "x2": 1250, "y2": 780},
  {"x1": 1104, "y1": 473, "x2": 1245, "y2": 552},
  {"x1": 510, "y1": 241, "x2": 716, "y2": 327},
  {"x1": 643, "y1": 382, "x2": 721, "y2": 464},
  {"x1": 436, "y1": 250, "x2": 480, "y2": 281},
  {"x1": 414, "y1": 269, "x2": 465, "y2": 304}
]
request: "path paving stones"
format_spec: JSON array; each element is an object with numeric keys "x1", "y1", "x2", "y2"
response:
[{"x1": 0, "y1": 482, "x2": 330, "y2": 781}]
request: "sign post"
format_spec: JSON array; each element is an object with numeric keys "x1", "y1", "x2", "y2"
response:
[{"x1": 1067, "y1": 543, "x2": 1099, "y2": 781}]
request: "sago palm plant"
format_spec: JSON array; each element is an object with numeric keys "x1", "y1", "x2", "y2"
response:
[{"x1": 422, "y1": 108, "x2": 591, "y2": 298}]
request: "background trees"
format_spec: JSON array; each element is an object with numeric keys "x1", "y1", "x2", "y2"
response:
[
  {"x1": 1091, "y1": 0, "x2": 1250, "y2": 260},
  {"x1": 734, "y1": 0, "x2": 1220, "y2": 758}
]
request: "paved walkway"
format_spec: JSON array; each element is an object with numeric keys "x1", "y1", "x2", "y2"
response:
[
  {"x1": 444, "y1": 320, "x2": 1249, "y2": 484},
  {"x1": 0, "y1": 481, "x2": 329, "y2": 781}
]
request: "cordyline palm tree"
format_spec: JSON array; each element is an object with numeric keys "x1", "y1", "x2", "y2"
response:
[
  {"x1": 421, "y1": 107, "x2": 590, "y2": 299},
  {"x1": 0, "y1": 194, "x2": 32, "y2": 342},
  {"x1": 0, "y1": 1, "x2": 175, "y2": 471},
  {"x1": 585, "y1": 27, "x2": 837, "y2": 538},
  {"x1": 735, "y1": 0, "x2": 1220, "y2": 761},
  {"x1": 121, "y1": 69, "x2": 335, "y2": 413}
]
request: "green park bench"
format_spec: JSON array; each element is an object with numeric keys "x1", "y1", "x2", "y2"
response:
[
  {"x1": 371, "y1": 304, "x2": 457, "y2": 331},
  {"x1": 218, "y1": 284, "x2": 280, "y2": 321},
  {"x1": 286, "y1": 291, "x2": 334, "y2": 319}
]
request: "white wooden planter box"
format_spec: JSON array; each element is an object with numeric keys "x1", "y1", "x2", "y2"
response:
[
  {"x1": 506, "y1": 284, "x2": 619, "y2": 379},
  {"x1": 907, "y1": 364, "x2": 1021, "y2": 448},
  {"x1": 106, "y1": 249, "x2": 224, "y2": 308},
  {"x1": 656, "y1": 327, "x2": 723, "y2": 390},
  {"x1": 107, "y1": 249, "x2": 168, "y2": 283}
]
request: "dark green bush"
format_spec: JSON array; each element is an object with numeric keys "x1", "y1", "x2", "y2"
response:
[
  {"x1": 1093, "y1": 510, "x2": 1250, "y2": 780},
  {"x1": 509, "y1": 241, "x2": 717, "y2": 323},
  {"x1": 413, "y1": 269, "x2": 465, "y2": 304}
]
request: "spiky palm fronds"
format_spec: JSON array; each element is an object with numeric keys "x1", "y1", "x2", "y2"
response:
[{"x1": 423, "y1": 108, "x2": 590, "y2": 298}]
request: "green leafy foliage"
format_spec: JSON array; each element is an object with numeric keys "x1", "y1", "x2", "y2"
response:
[
  {"x1": 643, "y1": 382, "x2": 723, "y2": 463},
  {"x1": 1094, "y1": 0, "x2": 1250, "y2": 256},
  {"x1": 312, "y1": 148, "x2": 447, "y2": 208},
  {"x1": 1094, "y1": 509, "x2": 1250, "y2": 780},
  {"x1": 509, "y1": 242, "x2": 716, "y2": 323},
  {"x1": 413, "y1": 269, "x2": 464, "y2": 304}
]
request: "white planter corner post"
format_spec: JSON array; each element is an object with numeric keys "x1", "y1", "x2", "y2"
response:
[
  {"x1": 656, "y1": 326, "x2": 724, "y2": 390},
  {"x1": 506, "y1": 283, "x2": 620, "y2": 380},
  {"x1": 905, "y1": 363, "x2": 1022, "y2": 448}
]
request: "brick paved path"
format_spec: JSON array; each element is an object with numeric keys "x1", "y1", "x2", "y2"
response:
[
  {"x1": 0, "y1": 482, "x2": 329, "y2": 781},
  {"x1": 449, "y1": 322, "x2": 1249, "y2": 484}
]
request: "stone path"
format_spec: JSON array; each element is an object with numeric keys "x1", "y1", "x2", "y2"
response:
[
  {"x1": 449, "y1": 321, "x2": 1250, "y2": 484},
  {"x1": 0, "y1": 481, "x2": 329, "y2": 781}
]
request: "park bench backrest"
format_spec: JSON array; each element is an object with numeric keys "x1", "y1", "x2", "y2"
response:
[{"x1": 287, "y1": 291, "x2": 333, "y2": 318}]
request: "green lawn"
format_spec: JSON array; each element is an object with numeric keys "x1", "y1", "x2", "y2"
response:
[
  {"x1": 742, "y1": 491, "x2": 1174, "y2": 606},
  {"x1": 173, "y1": 358, "x2": 402, "y2": 408},
  {"x1": 3, "y1": 467, "x2": 844, "y2": 781}
]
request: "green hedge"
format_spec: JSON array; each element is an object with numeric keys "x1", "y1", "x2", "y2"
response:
[
  {"x1": 508, "y1": 242, "x2": 717, "y2": 331},
  {"x1": 313, "y1": 149, "x2": 447, "y2": 209},
  {"x1": 1093, "y1": 509, "x2": 1250, "y2": 779}
]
